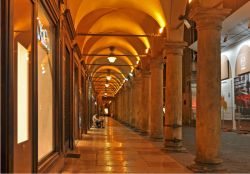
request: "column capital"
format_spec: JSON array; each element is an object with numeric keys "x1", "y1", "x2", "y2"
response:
[
  {"x1": 124, "y1": 82, "x2": 130, "y2": 90},
  {"x1": 164, "y1": 41, "x2": 187, "y2": 56},
  {"x1": 141, "y1": 70, "x2": 151, "y2": 78},
  {"x1": 189, "y1": 6, "x2": 231, "y2": 30},
  {"x1": 133, "y1": 77, "x2": 143, "y2": 85},
  {"x1": 150, "y1": 57, "x2": 164, "y2": 70}
]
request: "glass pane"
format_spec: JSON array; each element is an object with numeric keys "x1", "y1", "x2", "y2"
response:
[
  {"x1": 14, "y1": 0, "x2": 32, "y2": 144},
  {"x1": 37, "y1": 3, "x2": 55, "y2": 161},
  {"x1": 13, "y1": 0, "x2": 33, "y2": 172},
  {"x1": 17, "y1": 42, "x2": 29, "y2": 144}
]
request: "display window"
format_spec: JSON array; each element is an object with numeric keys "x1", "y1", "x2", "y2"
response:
[
  {"x1": 37, "y1": 3, "x2": 55, "y2": 162},
  {"x1": 13, "y1": 0, "x2": 33, "y2": 172}
]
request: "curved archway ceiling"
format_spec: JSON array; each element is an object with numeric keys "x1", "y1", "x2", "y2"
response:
[{"x1": 68, "y1": 0, "x2": 167, "y2": 97}]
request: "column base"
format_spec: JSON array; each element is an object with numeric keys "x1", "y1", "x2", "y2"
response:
[
  {"x1": 133, "y1": 128, "x2": 141, "y2": 132},
  {"x1": 188, "y1": 162, "x2": 226, "y2": 173},
  {"x1": 163, "y1": 146, "x2": 187, "y2": 153},
  {"x1": 150, "y1": 137, "x2": 163, "y2": 142},
  {"x1": 164, "y1": 139, "x2": 187, "y2": 153},
  {"x1": 139, "y1": 130, "x2": 148, "y2": 136}
]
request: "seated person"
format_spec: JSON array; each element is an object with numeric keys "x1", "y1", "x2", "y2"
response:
[
  {"x1": 92, "y1": 114, "x2": 101, "y2": 128},
  {"x1": 99, "y1": 116, "x2": 105, "y2": 128}
]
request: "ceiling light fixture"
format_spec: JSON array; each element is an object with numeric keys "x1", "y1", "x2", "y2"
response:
[
  {"x1": 107, "y1": 46, "x2": 117, "y2": 63},
  {"x1": 129, "y1": 73, "x2": 133, "y2": 77},
  {"x1": 105, "y1": 79, "x2": 110, "y2": 87},
  {"x1": 145, "y1": 48, "x2": 150, "y2": 54},
  {"x1": 107, "y1": 56, "x2": 117, "y2": 63},
  {"x1": 106, "y1": 76, "x2": 112, "y2": 81},
  {"x1": 159, "y1": 27, "x2": 165, "y2": 34},
  {"x1": 106, "y1": 69, "x2": 112, "y2": 81}
]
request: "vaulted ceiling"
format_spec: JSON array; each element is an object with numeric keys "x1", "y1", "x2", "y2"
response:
[{"x1": 66, "y1": 0, "x2": 188, "y2": 97}]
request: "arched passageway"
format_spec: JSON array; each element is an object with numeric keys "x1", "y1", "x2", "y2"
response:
[{"x1": 1, "y1": 0, "x2": 250, "y2": 173}]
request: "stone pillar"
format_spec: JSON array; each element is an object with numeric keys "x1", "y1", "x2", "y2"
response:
[
  {"x1": 121, "y1": 89, "x2": 125, "y2": 122},
  {"x1": 125, "y1": 84, "x2": 130, "y2": 125},
  {"x1": 140, "y1": 71, "x2": 151, "y2": 134},
  {"x1": 130, "y1": 81, "x2": 136, "y2": 128},
  {"x1": 120, "y1": 88, "x2": 125, "y2": 123},
  {"x1": 189, "y1": 5, "x2": 230, "y2": 172},
  {"x1": 164, "y1": 41, "x2": 186, "y2": 151},
  {"x1": 128, "y1": 81, "x2": 133, "y2": 127},
  {"x1": 123, "y1": 86, "x2": 128, "y2": 124},
  {"x1": 150, "y1": 57, "x2": 164, "y2": 139},
  {"x1": 134, "y1": 77, "x2": 143, "y2": 131},
  {"x1": 114, "y1": 96, "x2": 118, "y2": 119},
  {"x1": 117, "y1": 92, "x2": 121, "y2": 121}
]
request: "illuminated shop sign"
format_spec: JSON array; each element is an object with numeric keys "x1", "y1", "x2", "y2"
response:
[{"x1": 37, "y1": 18, "x2": 49, "y2": 51}]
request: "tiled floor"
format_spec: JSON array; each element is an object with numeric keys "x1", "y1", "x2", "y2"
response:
[{"x1": 62, "y1": 118, "x2": 191, "y2": 173}]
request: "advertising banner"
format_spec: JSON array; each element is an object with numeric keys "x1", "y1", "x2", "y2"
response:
[
  {"x1": 234, "y1": 73, "x2": 250, "y2": 119},
  {"x1": 221, "y1": 79, "x2": 233, "y2": 120}
]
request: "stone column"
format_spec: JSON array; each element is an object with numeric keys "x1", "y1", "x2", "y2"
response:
[
  {"x1": 120, "y1": 87, "x2": 125, "y2": 123},
  {"x1": 114, "y1": 96, "x2": 118, "y2": 119},
  {"x1": 140, "y1": 71, "x2": 151, "y2": 134},
  {"x1": 128, "y1": 81, "x2": 133, "y2": 127},
  {"x1": 189, "y1": 5, "x2": 230, "y2": 172},
  {"x1": 125, "y1": 84, "x2": 130, "y2": 125},
  {"x1": 164, "y1": 41, "x2": 186, "y2": 151},
  {"x1": 134, "y1": 77, "x2": 143, "y2": 131},
  {"x1": 150, "y1": 57, "x2": 164, "y2": 139},
  {"x1": 117, "y1": 92, "x2": 121, "y2": 121},
  {"x1": 123, "y1": 86, "x2": 128, "y2": 124},
  {"x1": 130, "y1": 81, "x2": 136, "y2": 128}
]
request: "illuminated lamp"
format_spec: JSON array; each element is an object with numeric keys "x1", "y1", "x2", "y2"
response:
[
  {"x1": 105, "y1": 79, "x2": 110, "y2": 87},
  {"x1": 107, "y1": 46, "x2": 117, "y2": 63},
  {"x1": 106, "y1": 76, "x2": 112, "y2": 81},
  {"x1": 159, "y1": 27, "x2": 165, "y2": 34},
  {"x1": 107, "y1": 56, "x2": 117, "y2": 63},
  {"x1": 106, "y1": 69, "x2": 112, "y2": 81}
]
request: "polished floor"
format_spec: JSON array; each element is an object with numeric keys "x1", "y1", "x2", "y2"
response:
[{"x1": 62, "y1": 118, "x2": 191, "y2": 173}]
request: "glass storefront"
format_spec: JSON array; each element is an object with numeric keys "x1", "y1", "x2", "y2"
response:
[
  {"x1": 37, "y1": 3, "x2": 55, "y2": 161},
  {"x1": 13, "y1": 0, "x2": 33, "y2": 172}
]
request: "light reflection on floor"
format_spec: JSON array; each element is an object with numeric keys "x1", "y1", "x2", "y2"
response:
[{"x1": 62, "y1": 117, "x2": 191, "y2": 173}]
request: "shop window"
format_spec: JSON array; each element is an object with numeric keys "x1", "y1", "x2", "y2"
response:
[
  {"x1": 17, "y1": 42, "x2": 29, "y2": 144},
  {"x1": 37, "y1": 3, "x2": 55, "y2": 161},
  {"x1": 13, "y1": 0, "x2": 33, "y2": 172}
]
